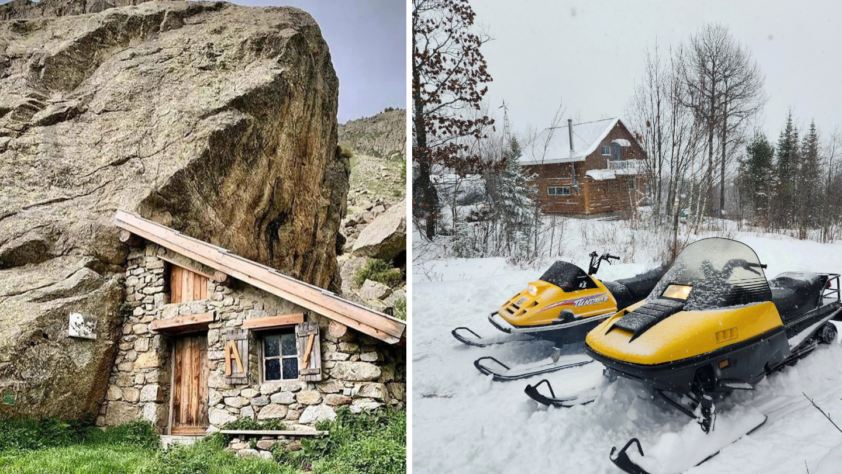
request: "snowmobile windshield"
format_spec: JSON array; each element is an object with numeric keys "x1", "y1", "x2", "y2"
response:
[
  {"x1": 539, "y1": 261, "x2": 598, "y2": 292},
  {"x1": 647, "y1": 238, "x2": 772, "y2": 311}
]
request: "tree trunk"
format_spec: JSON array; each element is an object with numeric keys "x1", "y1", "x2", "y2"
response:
[
  {"x1": 720, "y1": 108, "x2": 728, "y2": 217},
  {"x1": 413, "y1": 51, "x2": 436, "y2": 240}
]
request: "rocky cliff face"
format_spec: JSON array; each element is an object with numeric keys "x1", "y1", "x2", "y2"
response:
[
  {"x1": 0, "y1": 0, "x2": 164, "y2": 20},
  {"x1": 0, "y1": 1, "x2": 346, "y2": 419}
]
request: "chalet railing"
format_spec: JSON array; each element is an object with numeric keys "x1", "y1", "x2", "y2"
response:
[{"x1": 607, "y1": 159, "x2": 644, "y2": 173}]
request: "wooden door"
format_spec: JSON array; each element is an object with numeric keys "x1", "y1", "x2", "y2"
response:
[
  {"x1": 171, "y1": 266, "x2": 208, "y2": 304},
  {"x1": 171, "y1": 335, "x2": 209, "y2": 435}
]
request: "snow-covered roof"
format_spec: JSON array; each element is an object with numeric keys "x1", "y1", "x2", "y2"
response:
[
  {"x1": 611, "y1": 139, "x2": 631, "y2": 147},
  {"x1": 520, "y1": 118, "x2": 619, "y2": 165},
  {"x1": 586, "y1": 169, "x2": 616, "y2": 181}
]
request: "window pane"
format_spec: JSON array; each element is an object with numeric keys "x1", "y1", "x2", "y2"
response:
[
  {"x1": 265, "y1": 358, "x2": 281, "y2": 381},
  {"x1": 282, "y1": 357, "x2": 299, "y2": 380},
  {"x1": 281, "y1": 333, "x2": 297, "y2": 356},
  {"x1": 264, "y1": 335, "x2": 280, "y2": 357}
]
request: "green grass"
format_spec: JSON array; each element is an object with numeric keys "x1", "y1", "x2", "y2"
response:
[
  {"x1": 0, "y1": 409, "x2": 405, "y2": 474},
  {"x1": 353, "y1": 259, "x2": 402, "y2": 288},
  {"x1": 274, "y1": 408, "x2": 405, "y2": 474}
]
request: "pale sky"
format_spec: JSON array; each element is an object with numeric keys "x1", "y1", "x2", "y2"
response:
[{"x1": 472, "y1": 0, "x2": 842, "y2": 142}]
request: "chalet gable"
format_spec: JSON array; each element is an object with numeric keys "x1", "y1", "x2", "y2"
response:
[{"x1": 520, "y1": 118, "x2": 642, "y2": 165}]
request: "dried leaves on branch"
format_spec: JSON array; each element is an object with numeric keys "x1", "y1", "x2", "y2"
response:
[{"x1": 412, "y1": 0, "x2": 500, "y2": 240}]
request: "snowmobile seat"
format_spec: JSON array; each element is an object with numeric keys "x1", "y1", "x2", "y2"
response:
[
  {"x1": 769, "y1": 272, "x2": 824, "y2": 321},
  {"x1": 615, "y1": 265, "x2": 668, "y2": 301},
  {"x1": 603, "y1": 280, "x2": 636, "y2": 311}
]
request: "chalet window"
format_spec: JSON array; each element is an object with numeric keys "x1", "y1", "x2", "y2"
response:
[
  {"x1": 548, "y1": 186, "x2": 571, "y2": 196},
  {"x1": 628, "y1": 180, "x2": 635, "y2": 190},
  {"x1": 601, "y1": 146, "x2": 611, "y2": 155},
  {"x1": 262, "y1": 331, "x2": 299, "y2": 381}
]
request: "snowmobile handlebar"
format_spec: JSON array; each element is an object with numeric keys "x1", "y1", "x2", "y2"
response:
[{"x1": 588, "y1": 251, "x2": 621, "y2": 275}]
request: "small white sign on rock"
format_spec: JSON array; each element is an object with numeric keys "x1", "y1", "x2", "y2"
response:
[{"x1": 69, "y1": 312, "x2": 97, "y2": 340}]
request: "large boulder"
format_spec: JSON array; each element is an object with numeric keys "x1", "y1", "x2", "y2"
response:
[
  {"x1": 0, "y1": 1, "x2": 346, "y2": 419},
  {"x1": 352, "y1": 199, "x2": 406, "y2": 262}
]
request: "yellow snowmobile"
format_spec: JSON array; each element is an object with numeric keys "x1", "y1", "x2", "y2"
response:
[
  {"x1": 577, "y1": 238, "x2": 842, "y2": 474},
  {"x1": 452, "y1": 252, "x2": 667, "y2": 380}
]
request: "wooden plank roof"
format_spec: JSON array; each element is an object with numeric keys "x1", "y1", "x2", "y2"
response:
[{"x1": 114, "y1": 210, "x2": 406, "y2": 344}]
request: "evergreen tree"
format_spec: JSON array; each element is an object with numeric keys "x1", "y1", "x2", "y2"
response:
[
  {"x1": 797, "y1": 120, "x2": 821, "y2": 236},
  {"x1": 491, "y1": 137, "x2": 538, "y2": 256},
  {"x1": 739, "y1": 130, "x2": 776, "y2": 224},
  {"x1": 775, "y1": 112, "x2": 800, "y2": 227}
]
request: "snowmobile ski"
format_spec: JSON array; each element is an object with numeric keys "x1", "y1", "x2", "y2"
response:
[
  {"x1": 451, "y1": 327, "x2": 532, "y2": 348},
  {"x1": 523, "y1": 379, "x2": 599, "y2": 407},
  {"x1": 473, "y1": 354, "x2": 592, "y2": 382},
  {"x1": 610, "y1": 411, "x2": 767, "y2": 474}
]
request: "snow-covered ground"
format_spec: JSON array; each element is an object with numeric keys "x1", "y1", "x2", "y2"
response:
[{"x1": 413, "y1": 219, "x2": 842, "y2": 474}]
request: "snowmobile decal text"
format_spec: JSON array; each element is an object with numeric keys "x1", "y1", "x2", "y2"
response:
[{"x1": 537, "y1": 293, "x2": 610, "y2": 314}]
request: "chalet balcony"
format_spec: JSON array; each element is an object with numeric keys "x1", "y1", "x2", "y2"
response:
[{"x1": 606, "y1": 159, "x2": 644, "y2": 174}]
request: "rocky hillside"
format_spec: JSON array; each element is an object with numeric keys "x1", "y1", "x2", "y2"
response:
[
  {"x1": 0, "y1": 1, "x2": 345, "y2": 419},
  {"x1": 335, "y1": 110, "x2": 406, "y2": 316},
  {"x1": 338, "y1": 108, "x2": 405, "y2": 161}
]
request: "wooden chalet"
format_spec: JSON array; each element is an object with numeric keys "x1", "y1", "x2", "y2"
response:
[{"x1": 520, "y1": 118, "x2": 648, "y2": 215}]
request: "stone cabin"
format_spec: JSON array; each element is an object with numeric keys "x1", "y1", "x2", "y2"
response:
[
  {"x1": 520, "y1": 118, "x2": 648, "y2": 215},
  {"x1": 98, "y1": 211, "x2": 407, "y2": 437}
]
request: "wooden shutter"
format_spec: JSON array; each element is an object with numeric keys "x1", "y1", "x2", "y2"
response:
[
  {"x1": 296, "y1": 321, "x2": 322, "y2": 382},
  {"x1": 171, "y1": 265, "x2": 208, "y2": 304},
  {"x1": 223, "y1": 330, "x2": 249, "y2": 385}
]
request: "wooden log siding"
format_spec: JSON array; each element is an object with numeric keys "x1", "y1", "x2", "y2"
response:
[{"x1": 113, "y1": 211, "x2": 406, "y2": 343}]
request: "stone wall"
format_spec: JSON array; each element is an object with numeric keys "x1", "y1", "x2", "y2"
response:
[{"x1": 98, "y1": 243, "x2": 406, "y2": 432}]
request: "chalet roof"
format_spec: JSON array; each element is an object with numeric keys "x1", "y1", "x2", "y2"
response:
[
  {"x1": 113, "y1": 211, "x2": 406, "y2": 344},
  {"x1": 519, "y1": 118, "x2": 619, "y2": 165}
]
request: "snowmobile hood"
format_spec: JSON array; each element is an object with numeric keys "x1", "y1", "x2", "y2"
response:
[
  {"x1": 587, "y1": 298, "x2": 784, "y2": 365},
  {"x1": 497, "y1": 279, "x2": 618, "y2": 328},
  {"x1": 586, "y1": 238, "x2": 788, "y2": 365}
]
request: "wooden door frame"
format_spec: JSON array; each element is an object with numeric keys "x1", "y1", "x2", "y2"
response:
[{"x1": 166, "y1": 332, "x2": 209, "y2": 436}]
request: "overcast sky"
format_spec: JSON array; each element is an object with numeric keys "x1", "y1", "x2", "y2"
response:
[
  {"x1": 0, "y1": 0, "x2": 406, "y2": 123},
  {"x1": 472, "y1": 0, "x2": 842, "y2": 142}
]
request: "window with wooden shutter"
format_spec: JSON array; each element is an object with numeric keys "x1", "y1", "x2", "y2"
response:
[
  {"x1": 170, "y1": 265, "x2": 208, "y2": 304},
  {"x1": 296, "y1": 321, "x2": 322, "y2": 382}
]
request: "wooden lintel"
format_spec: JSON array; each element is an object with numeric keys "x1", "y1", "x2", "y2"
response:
[
  {"x1": 242, "y1": 314, "x2": 305, "y2": 330},
  {"x1": 150, "y1": 312, "x2": 215, "y2": 334}
]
